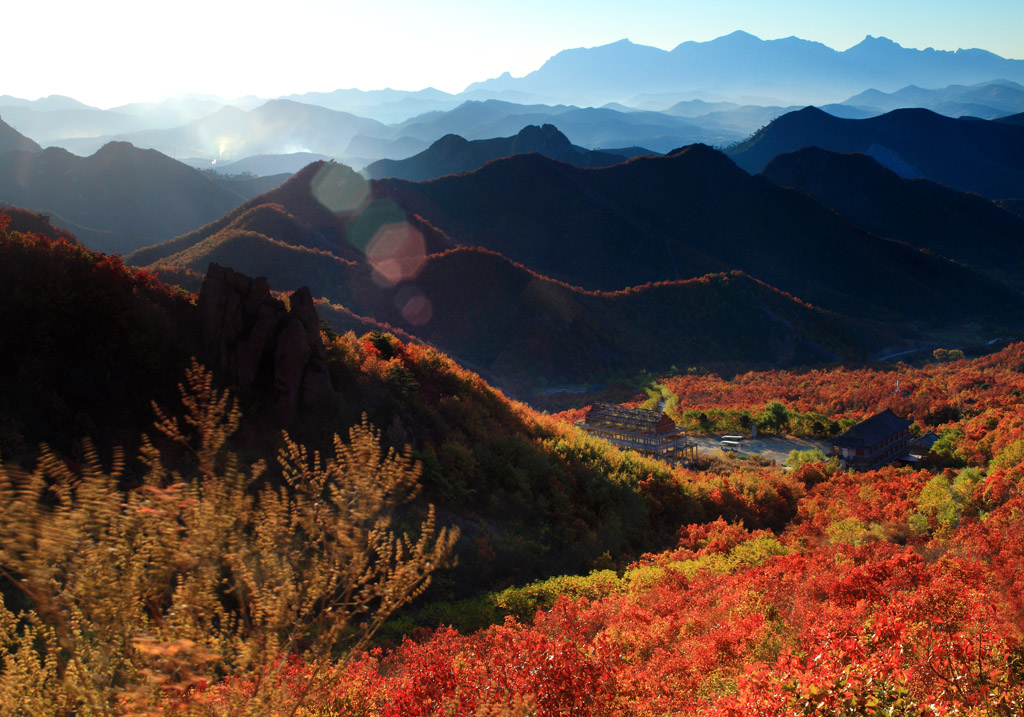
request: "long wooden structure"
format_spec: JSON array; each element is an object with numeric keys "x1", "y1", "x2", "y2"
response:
[{"x1": 576, "y1": 403, "x2": 698, "y2": 463}]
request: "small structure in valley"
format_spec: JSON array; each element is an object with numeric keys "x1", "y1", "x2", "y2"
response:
[
  {"x1": 576, "y1": 403, "x2": 698, "y2": 463},
  {"x1": 830, "y1": 409, "x2": 913, "y2": 470}
]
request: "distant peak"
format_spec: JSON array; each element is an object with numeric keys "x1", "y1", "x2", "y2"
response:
[
  {"x1": 511, "y1": 123, "x2": 572, "y2": 152},
  {"x1": 849, "y1": 35, "x2": 901, "y2": 50},
  {"x1": 36, "y1": 146, "x2": 73, "y2": 159},
  {"x1": 665, "y1": 143, "x2": 742, "y2": 173},
  {"x1": 720, "y1": 30, "x2": 760, "y2": 41},
  {"x1": 515, "y1": 123, "x2": 565, "y2": 139},
  {"x1": 431, "y1": 133, "x2": 470, "y2": 149},
  {"x1": 667, "y1": 142, "x2": 715, "y2": 157},
  {"x1": 96, "y1": 140, "x2": 137, "y2": 154},
  {"x1": 772, "y1": 106, "x2": 836, "y2": 124}
]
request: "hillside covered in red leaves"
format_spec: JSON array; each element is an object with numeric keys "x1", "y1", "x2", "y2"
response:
[
  {"x1": 4, "y1": 215, "x2": 1024, "y2": 715},
  {"x1": 207, "y1": 345, "x2": 1024, "y2": 714}
]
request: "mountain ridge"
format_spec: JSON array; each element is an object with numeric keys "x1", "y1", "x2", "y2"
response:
[
  {"x1": 761, "y1": 145, "x2": 1024, "y2": 286},
  {"x1": 0, "y1": 141, "x2": 246, "y2": 254},
  {"x1": 142, "y1": 229, "x2": 896, "y2": 388},
  {"x1": 727, "y1": 106, "x2": 1024, "y2": 198},
  {"x1": 373, "y1": 144, "x2": 1024, "y2": 324},
  {"x1": 467, "y1": 33, "x2": 1024, "y2": 106},
  {"x1": 364, "y1": 124, "x2": 638, "y2": 180}
]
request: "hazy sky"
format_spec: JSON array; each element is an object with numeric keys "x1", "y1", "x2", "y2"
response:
[{"x1": 8, "y1": 0, "x2": 1023, "y2": 108}]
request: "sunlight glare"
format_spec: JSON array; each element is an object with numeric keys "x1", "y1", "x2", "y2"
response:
[
  {"x1": 394, "y1": 287, "x2": 433, "y2": 326},
  {"x1": 310, "y1": 162, "x2": 370, "y2": 214},
  {"x1": 366, "y1": 222, "x2": 426, "y2": 287}
]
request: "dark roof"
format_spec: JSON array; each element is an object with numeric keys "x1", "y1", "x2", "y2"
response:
[
  {"x1": 831, "y1": 409, "x2": 912, "y2": 448},
  {"x1": 582, "y1": 402, "x2": 677, "y2": 434},
  {"x1": 912, "y1": 432, "x2": 940, "y2": 451}
]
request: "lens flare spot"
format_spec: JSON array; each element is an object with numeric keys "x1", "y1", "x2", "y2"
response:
[
  {"x1": 311, "y1": 162, "x2": 370, "y2": 213},
  {"x1": 367, "y1": 222, "x2": 426, "y2": 287},
  {"x1": 400, "y1": 294, "x2": 433, "y2": 326}
]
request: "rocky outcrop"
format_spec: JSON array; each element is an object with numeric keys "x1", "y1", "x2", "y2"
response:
[{"x1": 197, "y1": 263, "x2": 333, "y2": 416}]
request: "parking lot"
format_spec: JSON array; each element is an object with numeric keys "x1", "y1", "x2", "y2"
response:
[{"x1": 690, "y1": 435, "x2": 831, "y2": 465}]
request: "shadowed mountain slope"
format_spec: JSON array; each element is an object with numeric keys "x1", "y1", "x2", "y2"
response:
[
  {"x1": 0, "y1": 205, "x2": 78, "y2": 243},
  {"x1": 363, "y1": 124, "x2": 633, "y2": 180},
  {"x1": 134, "y1": 149, "x2": 1024, "y2": 333},
  {"x1": 128, "y1": 161, "x2": 455, "y2": 267},
  {"x1": 0, "y1": 142, "x2": 247, "y2": 254},
  {"x1": 0, "y1": 116, "x2": 40, "y2": 153},
  {"x1": 375, "y1": 146, "x2": 1024, "y2": 325},
  {"x1": 143, "y1": 227, "x2": 895, "y2": 387},
  {"x1": 761, "y1": 146, "x2": 1024, "y2": 286},
  {"x1": 727, "y1": 107, "x2": 1024, "y2": 198},
  {"x1": 0, "y1": 218, "x2": 197, "y2": 458}
]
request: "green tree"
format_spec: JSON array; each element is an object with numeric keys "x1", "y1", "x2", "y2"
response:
[
  {"x1": 757, "y1": 400, "x2": 791, "y2": 435},
  {"x1": 785, "y1": 448, "x2": 826, "y2": 470}
]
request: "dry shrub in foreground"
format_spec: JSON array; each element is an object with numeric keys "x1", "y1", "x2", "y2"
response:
[{"x1": 0, "y1": 360, "x2": 458, "y2": 715}]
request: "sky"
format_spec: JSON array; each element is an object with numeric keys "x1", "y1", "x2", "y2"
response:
[{"x1": 7, "y1": 0, "x2": 1024, "y2": 108}]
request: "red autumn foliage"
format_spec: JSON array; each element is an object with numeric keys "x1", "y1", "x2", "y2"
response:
[{"x1": 205, "y1": 344, "x2": 1024, "y2": 715}]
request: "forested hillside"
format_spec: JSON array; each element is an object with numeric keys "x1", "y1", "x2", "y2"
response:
[{"x1": 5, "y1": 215, "x2": 1024, "y2": 713}]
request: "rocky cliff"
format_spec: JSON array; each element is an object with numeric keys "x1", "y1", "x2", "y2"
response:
[{"x1": 197, "y1": 263, "x2": 333, "y2": 416}]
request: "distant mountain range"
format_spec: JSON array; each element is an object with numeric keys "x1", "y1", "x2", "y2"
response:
[
  {"x1": 842, "y1": 80, "x2": 1024, "y2": 119},
  {"x1": 0, "y1": 142, "x2": 246, "y2": 253},
  {"x1": 0, "y1": 96, "x2": 232, "y2": 147},
  {"x1": 364, "y1": 124, "x2": 647, "y2": 180},
  {"x1": 389, "y1": 100, "x2": 727, "y2": 152},
  {"x1": 280, "y1": 87, "x2": 464, "y2": 124},
  {"x1": 51, "y1": 100, "x2": 393, "y2": 162},
  {"x1": 39, "y1": 99, "x2": 724, "y2": 165},
  {"x1": 4, "y1": 31, "x2": 1022, "y2": 173},
  {"x1": 5, "y1": 101, "x2": 1021, "y2": 268},
  {"x1": 468, "y1": 32, "x2": 1024, "y2": 106},
  {"x1": 728, "y1": 107, "x2": 1024, "y2": 198}
]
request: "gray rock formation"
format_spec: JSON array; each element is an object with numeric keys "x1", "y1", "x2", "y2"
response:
[{"x1": 197, "y1": 262, "x2": 333, "y2": 416}]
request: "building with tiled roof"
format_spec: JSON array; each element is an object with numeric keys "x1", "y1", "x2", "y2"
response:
[
  {"x1": 576, "y1": 403, "x2": 697, "y2": 463},
  {"x1": 830, "y1": 409, "x2": 913, "y2": 470}
]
